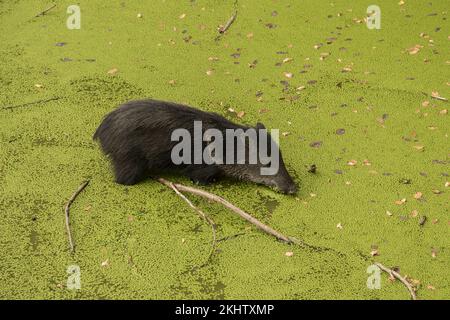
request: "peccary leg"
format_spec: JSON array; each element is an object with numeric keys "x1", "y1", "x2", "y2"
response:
[
  {"x1": 112, "y1": 154, "x2": 148, "y2": 185},
  {"x1": 186, "y1": 165, "x2": 220, "y2": 185}
]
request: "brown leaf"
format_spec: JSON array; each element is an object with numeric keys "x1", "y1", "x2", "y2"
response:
[
  {"x1": 107, "y1": 68, "x2": 118, "y2": 75},
  {"x1": 413, "y1": 192, "x2": 423, "y2": 199}
]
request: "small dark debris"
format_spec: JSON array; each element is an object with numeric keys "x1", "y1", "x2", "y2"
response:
[
  {"x1": 307, "y1": 164, "x2": 317, "y2": 173},
  {"x1": 419, "y1": 216, "x2": 427, "y2": 226},
  {"x1": 336, "y1": 128, "x2": 345, "y2": 135},
  {"x1": 399, "y1": 178, "x2": 412, "y2": 184},
  {"x1": 309, "y1": 141, "x2": 322, "y2": 148}
]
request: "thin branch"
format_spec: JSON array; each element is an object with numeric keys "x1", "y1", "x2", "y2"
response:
[
  {"x1": 218, "y1": 11, "x2": 237, "y2": 34},
  {"x1": 375, "y1": 262, "x2": 417, "y2": 300},
  {"x1": 162, "y1": 180, "x2": 217, "y2": 266},
  {"x1": 64, "y1": 180, "x2": 89, "y2": 253},
  {"x1": 2, "y1": 97, "x2": 61, "y2": 110},
  {"x1": 157, "y1": 178, "x2": 292, "y2": 243},
  {"x1": 35, "y1": 3, "x2": 56, "y2": 17}
]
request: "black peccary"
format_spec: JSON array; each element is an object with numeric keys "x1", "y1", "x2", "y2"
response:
[{"x1": 94, "y1": 99, "x2": 297, "y2": 194}]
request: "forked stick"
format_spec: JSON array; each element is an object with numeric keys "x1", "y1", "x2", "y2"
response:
[
  {"x1": 375, "y1": 262, "x2": 417, "y2": 300},
  {"x1": 157, "y1": 178, "x2": 292, "y2": 243},
  {"x1": 64, "y1": 180, "x2": 89, "y2": 253},
  {"x1": 163, "y1": 181, "x2": 217, "y2": 265}
]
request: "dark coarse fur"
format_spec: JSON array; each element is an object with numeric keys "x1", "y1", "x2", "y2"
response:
[{"x1": 94, "y1": 99, "x2": 297, "y2": 194}]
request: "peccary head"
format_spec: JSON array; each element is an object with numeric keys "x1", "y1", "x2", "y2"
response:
[{"x1": 220, "y1": 122, "x2": 298, "y2": 195}]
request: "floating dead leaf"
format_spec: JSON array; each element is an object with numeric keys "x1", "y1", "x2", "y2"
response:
[
  {"x1": 427, "y1": 285, "x2": 436, "y2": 290},
  {"x1": 296, "y1": 86, "x2": 306, "y2": 91},
  {"x1": 285, "y1": 251, "x2": 294, "y2": 257},
  {"x1": 413, "y1": 145, "x2": 424, "y2": 151},
  {"x1": 137, "y1": 13, "x2": 143, "y2": 18},
  {"x1": 313, "y1": 43, "x2": 323, "y2": 50},
  {"x1": 336, "y1": 128, "x2": 345, "y2": 135},
  {"x1": 34, "y1": 84, "x2": 44, "y2": 88},
  {"x1": 206, "y1": 69, "x2": 213, "y2": 76},
  {"x1": 386, "y1": 210, "x2": 393, "y2": 216},
  {"x1": 336, "y1": 223, "x2": 343, "y2": 229},
  {"x1": 84, "y1": 205, "x2": 92, "y2": 211},
  {"x1": 413, "y1": 192, "x2": 423, "y2": 199},
  {"x1": 445, "y1": 181, "x2": 449, "y2": 188},
  {"x1": 395, "y1": 198, "x2": 407, "y2": 205},
  {"x1": 283, "y1": 72, "x2": 293, "y2": 78},
  {"x1": 208, "y1": 56, "x2": 219, "y2": 61},
  {"x1": 168, "y1": 79, "x2": 176, "y2": 85},
  {"x1": 431, "y1": 249, "x2": 437, "y2": 258},
  {"x1": 236, "y1": 111, "x2": 245, "y2": 118},
  {"x1": 410, "y1": 209, "x2": 418, "y2": 217},
  {"x1": 342, "y1": 66, "x2": 352, "y2": 73},
  {"x1": 398, "y1": 0, "x2": 405, "y2": 5},
  {"x1": 282, "y1": 57, "x2": 293, "y2": 64},
  {"x1": 259, "y1": 108, "x2": 269, "y2": 114},
  {"x1": 107, "y1": 68, "x2": 118, "y2": 75},
  {"x1": 363, "y1": 159, "x2": 371, "y2": 166},
  {"x1": 432, "y1": 189, "x2": 442, "y2": 194},
  {"x1": 248, "y1": 60, "x2": 258, "y2": 68},
  {"x1": 101, "y1": 259, "x2": 109, "y2": 267},
  {"x1": 309, "y1": 193, "x2": 317, "y2": 197},
  {"x1": 370, "y1": 249, "x2": 379, "y2": 257},
  {"x1": 422, "y1": 100, "x2": 430, "y2": 107},
  {"x1": 282, "y1": 132, "x2": 291, "y2": 137},
  {"x1": 407, "y1": 44, "x2": 423, "y2": 55},
  {"x1": 179, "y1": 13, "x2": 186, "y2": 19},
  {"x1": 246, "y1": 32, "x2": 254, "y2": 39},
  {"x1": 347, "y1": 159, "x2": 357, "y2": 166},
  {"x1": 439, "y1": 109, "x2": 448, "y2": 115}
]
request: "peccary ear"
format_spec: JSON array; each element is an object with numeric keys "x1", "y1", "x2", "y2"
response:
[{"x1": 256, "y1": 122, "x2": 266, "y2": 130}]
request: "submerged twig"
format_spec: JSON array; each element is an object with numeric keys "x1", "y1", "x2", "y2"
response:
[
  {"x1": 2, "y1": 97, "x2": 61, "y2": 110},
  {"x1": 217, "y1": 232, "x2": 247, "y2": 242},
  {"x1": 157, "y1": 178, "x2": 292, "y2": 243},
  {"x1": 35, "y1": 3, "x2": 56, "y2": 17},
  {"x1": 161, "y1": 180, "x2": 217, "y2": 266},
  {"x1": 64, "y1": 180, "x2": 89, "y2": 253},
  {"x1": 375, "y1": 262, "x2": 417, "y2": 300}
]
